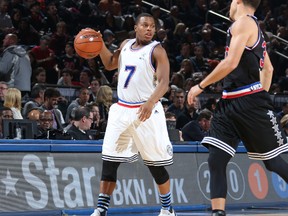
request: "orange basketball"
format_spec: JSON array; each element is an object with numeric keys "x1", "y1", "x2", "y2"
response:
[{"x1": 74, "y1": 28, "x2": 103, "y2": 59}]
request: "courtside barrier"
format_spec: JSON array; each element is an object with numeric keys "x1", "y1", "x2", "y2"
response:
[{"x1": 0, "y1": 140, "x2": 287, "y2": 215}]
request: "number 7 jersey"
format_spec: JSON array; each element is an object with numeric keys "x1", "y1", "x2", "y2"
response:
[{"x1": 117, "y1": 39, "x2": 160, "y2": 105}]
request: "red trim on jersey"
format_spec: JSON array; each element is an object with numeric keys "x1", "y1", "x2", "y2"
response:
[
  {"x1": 117, "y1": 102, "x2": 141, "y2": 108},
  {"x1": 222, "y1": 88, "x2": 263, "y2": 99}
]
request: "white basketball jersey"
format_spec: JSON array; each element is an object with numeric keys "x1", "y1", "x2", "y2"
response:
[{"x1": 117, "y1": 39, "x2": 160, "y2": 104}]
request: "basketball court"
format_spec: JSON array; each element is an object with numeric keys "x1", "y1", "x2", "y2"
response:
[{"x1": 61, "y1": 206, "x2": 288, "y2": 216}]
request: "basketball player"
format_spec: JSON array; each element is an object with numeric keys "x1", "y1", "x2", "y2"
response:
[
  {"x1": 187, "y1": 0, "x2": 288, "y2": 215},
  {"x1": 90, "y1": 13, "x2": 176, "y2": 216}
]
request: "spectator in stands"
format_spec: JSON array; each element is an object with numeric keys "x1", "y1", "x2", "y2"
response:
[
  {"x1": 183, "y1": 78, "x2": 195, "y2": 92},
  {"x1": 16, "y1": 17, "x2": 40, "y2": 46},
  {"x1": 0, "y1": 0, "x2": 14, "y2": 34},
  {"x1": 110, "y1": 71, "x2": 118, "y2": 88},
  {"x1": 89, "y1": 78, "x2": 101, "y2": 102},
  {"x1": 166, "y1": 88, "x2": 185, "y2": 118},
  {"x1": 170, "y1": 73, "x2": 185, "y2": 89},
  {"x1": 190, "y1": 45, "x2": 211, "y2": 73},
  {"x1": 44, "y1": 1, "x2": 60, "y2": 33},
  {"x1": 151, "y1": 5, "x2": 164, "y2": 30},
  {"x1": 103, "y1": 29, "x2": 118, "y2": 52},
  {"x1": 0, "y1": 81, "x2": 8, "y2": 107},
  {"x1": 165, "y1": 111, "x2": 183, "y2": 142},
  {"x1": 198, "y1": 27, "x2": 216, "y2": 58},
  {"x1": 67, "y1": 106, "x2": 93, "y2": 140},
  {"x1": 10, "y1": 8, "x2": 22, "y2": 30},
  {"x1": 79, "y1": 68, "x2": 92, "y2": 88},
  {"x1": 98, "y1": 0, "x2": 122, "y2": 16},
  {"x1": 95, "y1": 85, "x2": 113, "y2": 129},
  {"x1": 49, "y1": 21, "x2": 70, "y2": 56},
  {"x1": 0, "y1": 106, "x2": 13, "y2": 138},
  {"x1": 31, "y1": 66, "x2": 46, "y2": 87},
  {"x1": 22, "y1": 84, "x2": 45, "y2": 118},
  {"x1": 175, "y1": 43, "x2": 192, "y2": 71},
  {"x1": 172, "y1": 22, "x2": 186, "y2": 46},
  {"x1": 65, "y1": 87, "x2": 90, "y2": 123},
  {"x1": 4, "y1": 87, "x2": 23, "y2": 119},
  {"x1": 26, "y1": 107, "x2": 42, "y2": 123},
  {"x1": 87, "y1": 102, "x2": 102, "y2": 131},
  {"x1": 39, "y1": 88, "x2": 65, "y2": 130},
  {"x1": 191, "y1": 0, "x2": 208, "y2": 27},
  {"x1": 122, "y1": 14, "x2": 135, "y2": 32},
  {"x1": 277, "y1": 102, "x2": 288, "y2": 119},
  {"x1": 86, "y1": 58, "x2": 109, "y2": 85},
  {"x1": 0, "y1": 33, "x2": 32, "y2": 93},
  {"x1": 202, "y1": 97, "x2": 217, "y2": 112},
  {"x1": 57, "y1": 68, "x2": 74, "y2": 86},
  {"x1": 181, "y1": 109, "x2": 212, "y2": 141},
  {"x1": 155, "y1": 28, "x2": 167, "y2": 43},
  {"x1": 36, "y1": 110, "x2": 54, "y2": 139},
  {"x1": 176, "y1": 96, "x2": 200, "y2": 130},
  {"x1": 164, "y1": 5, "x2": 181, "y2": 31},
  {"x1": 28, "y1": 1, "x2": 46, "y2": 33},
  {"x1": 177, "y1": 59, "x2": 195, "y2": 80},
  {"x1": 57, "y1": 41, "x2": 80, "y2": 71},
  {"x1": 30, "y1": 35, "x2": 57, "y2": 84}
]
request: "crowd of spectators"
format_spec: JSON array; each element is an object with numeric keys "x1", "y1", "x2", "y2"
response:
[{"x1": 0, "y1": 0, "x2": 287, "y2": 140}]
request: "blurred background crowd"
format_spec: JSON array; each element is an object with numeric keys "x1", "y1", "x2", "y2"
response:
[{"x1": 0, "y1": 0, "x2": 287, "y2": 141}]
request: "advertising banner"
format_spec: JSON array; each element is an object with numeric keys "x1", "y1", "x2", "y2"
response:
[{"x1": 0, "y1": 152, "x2": 287, "y2": 212}]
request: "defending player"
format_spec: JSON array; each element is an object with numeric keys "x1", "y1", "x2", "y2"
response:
[
  {"x1": 90, "y1": 13, "x2": 176, "y2": 216},
  {"x1": 187, "y1": 0, "x2": 288, "y2": 215}
]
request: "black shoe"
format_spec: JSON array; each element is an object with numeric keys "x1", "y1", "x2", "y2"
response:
[{"x1": 212, "y1": 210, "x2": 226, "y2": 216}]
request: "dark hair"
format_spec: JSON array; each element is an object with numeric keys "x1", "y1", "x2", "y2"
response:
[
  {"x1": 44, "y1": 88, "x2": 61, "y2": 99},
  {"x1": 165, "y1": 111, "x2": 176, "y2": 119},
  {"x1": 30, "y1": 84, "x2": 46, "y2": 99},
  {"x1": 73, "y1": 106, "x2": 91, "y2": 121},
  {"x1": 79, "y1": 87, "x2": 89, "y2": 94},
  {"x1": 66, "y1": 40, "x2": 74, "y2": 48},
  {"x1": 34, "y1": 67, "x2": 46, "y2": 76},
  {"x1": 175, "y1": 88, "x2": 185, "y2": 95},
  {"x1": 135, "y1": 13, "x2": 155, "y2": 24},
  {"x1": 0, "y1": 107, "x2": 12, "y2": 116},
  {"x1": 243, "y1": 0, "x2": 261, "y2": 10},
  {"x1": 61, "y1": 68, "x2": 73, "y2": 77},
  {"x1": 81, "y1": 68, "x2": 92, "y2": 77},
  {"x1": 197, "y1": 109, "x2": 212, "y2": 121}
]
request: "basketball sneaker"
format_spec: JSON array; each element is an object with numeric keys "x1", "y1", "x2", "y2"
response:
[
  {"x1": 158, "y1": 207, "x2": 177, "y2": 216},
  {"x1": 90, "y1": 209, "x2": 107, "y2": 216}
]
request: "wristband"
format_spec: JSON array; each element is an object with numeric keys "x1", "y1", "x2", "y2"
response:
[{"x1": 198, "y1": 83, "x2": 205, "y2": 90}]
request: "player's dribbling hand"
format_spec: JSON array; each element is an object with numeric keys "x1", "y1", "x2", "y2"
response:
[
  {"x1": 137, "y1": 101, "x2": 154, "y2": 122},
  {"x1": 187, "y1": 85, "x2": 203, "y2": 105}
]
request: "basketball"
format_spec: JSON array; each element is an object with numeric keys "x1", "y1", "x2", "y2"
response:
[{"x1": 74, "y1": 28, "x2": 103, "y2": 59}]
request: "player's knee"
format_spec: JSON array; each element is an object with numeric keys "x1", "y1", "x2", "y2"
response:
[
  {"x1": 101, "y1": 160, "x2": 120, "y2": 182},
  {"x1": 148, "y1": 166, "x2": 169, "y2": 185},
  {"x1": 208, "y1": 146, "x2": 231, "y2": 172}
]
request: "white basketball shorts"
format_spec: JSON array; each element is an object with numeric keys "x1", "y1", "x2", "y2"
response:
[{"x1": 102, "y1": 101, "x2": 173, "y2": 166}]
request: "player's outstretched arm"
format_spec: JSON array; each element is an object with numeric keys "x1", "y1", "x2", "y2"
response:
[
  {"x1": 260, "y1": 52, "x2": 273, "y2": 91},
  {"x1": 187, "y1": 17, "x2": 252, "y2": 105}
]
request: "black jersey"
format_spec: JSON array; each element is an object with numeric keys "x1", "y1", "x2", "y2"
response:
[{"x1": 223, "y1": 15, "x2": 267, "y2": 90}]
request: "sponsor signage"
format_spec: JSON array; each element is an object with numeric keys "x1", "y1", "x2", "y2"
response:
[{"x1": 0, "y1": 151, "x2": 288, "y2": 212}]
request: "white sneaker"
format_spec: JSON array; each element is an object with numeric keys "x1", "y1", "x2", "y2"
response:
[
  {"x1": 158, "y1": 208, "x2": 177, "y2": 216},
  {"x1": 90, "y1": 209, "x2": 107, "y2": 216}
]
